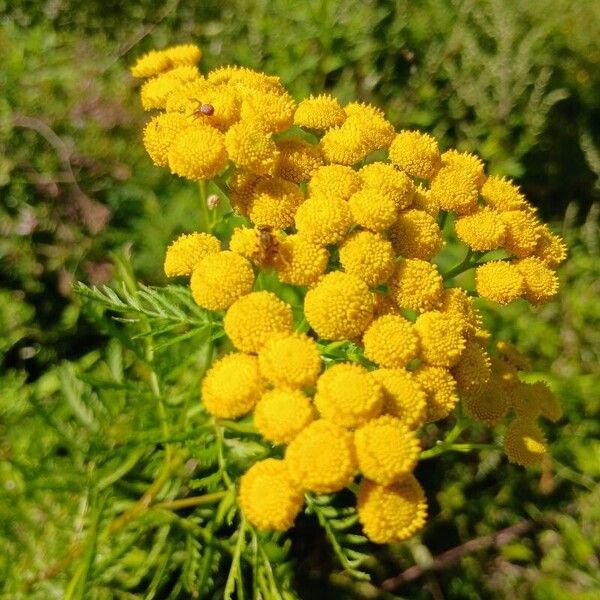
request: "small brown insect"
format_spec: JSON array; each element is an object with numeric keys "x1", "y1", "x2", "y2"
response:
[
  {"x1": 191, "y1": 101, "x2": 215, "y2": 119},
  {"x1": 257, "y1": 226, "x2": 279, "y2": 266}
]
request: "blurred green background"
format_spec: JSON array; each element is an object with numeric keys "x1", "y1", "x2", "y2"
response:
[{"x1": 1, "y1": 1, "x2": 599, "y2": 598}]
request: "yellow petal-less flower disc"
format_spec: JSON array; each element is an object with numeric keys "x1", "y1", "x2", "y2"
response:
[
  {"x1": 239, "y1": 458, "x2": 304, "y2": 531},
  {"x1": 308, "y1": 164, "x2": 362, "y2": 202},
  {"x1": 428, "y1": 166, "x2": 479, "y2": 216},
  {"x1": 254, "y1": 389, "x2": 316, "y2": 444},
  {"x1": 167, "y1": 124, "x2": 227, "y2": 180},
  {"x1": 314, "y1": 363, "x2": 383, "y2": 428},
  {"x1": 390, "y1": 259, "x2": 444, "y2": 312},
  {"x1": 339, "y1": 231, "x2": 396, "y2": 287},
  {"x1": 441, "y1": 150, "x2": 486, "y2": 189},
  {"x1": 240, "y1": 89, "x2": 296, "y2": 133},
  {"x1": 389, "y1": 130, "x2": 441, "y2": 180},
  {"x1": 143, "y1": 112, "x2": 191, "y2": 167},
  {"x1": 415, "y1": 310, "x2": 466, "y2": 368},
  {"x1": 164, "y1": 232, "x2": 221, "y2": 277},
  {"x1": 503, "y1": 418, "x2": 547, "y2": 467},
  {"x1": 304, "y1": 271, "x2": 375, "y2": 340},
  {"x1": 371, "y1": 368, "x2": 427, "y2": 429},
  {"x1": 390, "y1": 209, "x2": 443, "y2": 260},
  {"x1": 534, "y1": 224, "x2": 567, "y2": 268},
  {"x1": 362, "y1": 315, "x2": 419, "y2": 369},
  {"x1": 357, "y1": 476, "x2": 427, "y2": 543},
  {"x1": 229, "y1": 226, "x2": 262, "y2": 262},
  {"x1": 454, "y1": 208, "x2": 507, "y2": 252},
  {"x1": 475, "y1": 261, "x2": 524, "y2": 304},
  {"x1": 207, "y1": 66, "x2": 285, "y2": 95},
  {"x1": 451, "y1": 340, "x2": 491, "y2": 396},
  {"x1": 258, "y1": 332, "x2": 322, "y2": 389},
  {"x1": 343, "y1": 110, "x2": 395, "y2": 154},
  {"x1": 224, "y1": 291, "x2": 294, "y2": 354},
  {"x1": 320, "y1": 120, "x2": 370, "y2": 166},
  {"x1": 514, "y1": 257, "x2": 560, "y2": 305},
  {"x1": 275, "y1": 137, "x2": 324, "y2": 183},
  {"x1": 359, "y1": 162, "x2": 415, "y2": 210},
  {"x1": 348, "y1": 188, "x2": 398, "y2": 232},
  {"x1": 481, "y1": 176, "x2": 532, "y2": 212},
  {"x1": 201, "y1": 352, "x2": 263, "y2": 418},
  {"x1": 372, "y1": 292, "x2": 402, "y2": 320},
  {"x1": 275, "y1": 234, "x2": 329, "y2": 287},
  {"x1": 228, "y1": 170, "x2": 262, "y2": 216},
  {"x1": 294, "y1": 94, "x2": 347, "y2": 130},
  {"x1": 511, "y1": 381, "x2": 563, "y2": 423},
  {"x1": 500, "y1": 210, "x2": 542, "y2": 258},
  {"x1": 355, "y1": 416, "x2": 421, "y2": 485},
  {"x1": 140, "y1": 66, "x2": 200, "y2": 110},
  {"x1": 412, "y1": 184, "x2": 440, "y2": 217},
  {"x1": 225, "y1": 121, "x2": 280, "y2": 176},
  {"x1": 295, "y1": 196, "x2": 353, "y2": 246},
  {"x1": 438, "y1": 288, "x2": 484, "y2": 339},
  {"x1": 163, "y1": 44, "x2": 202, "y2": 67},
  {"x1": 248, "y1": 177, "x2": 304, "y2": 229},
  {"x1": 285, "y1": 419, "x2": 357, "y2": 493},
  {"x1": 463, "y1": 379, "x2": 510, "y2": 425},
  {"x1": 131, "y1": 49, "x2": 173, "y2": 78},
  {"x1": 413, "y1": 365, "x2": 459, "y2": 422}
]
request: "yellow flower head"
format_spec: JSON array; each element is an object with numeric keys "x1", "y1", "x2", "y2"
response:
[
  {"x1": 276, "y1": 234, "x2": 329, "y2": 286},
  {"x1": 140, "y1": 66, "x2": 200, "y2": 110},
  {"x1": 207, "y1": 66, "x2": 285, "y2": 96},
  {"x1": 500, "y1": 210, "x2": 542, "y2": 258},
  {"x1": 390, "y1": 209, "x2": 443, "y2": 260},
  {"x1": 504, "y1": 418, "x2": 547, "y2": 467},
  {"x1": 438, "y1": 288, "x2": 484, "y2": 339},
  {"x1": 224, "y1": 291, "x2": 294, "y2": 354},
  {"x1": 201, "y1": 352, "x2": 263, "y2": 418},
  {"x1": 339, "y1": 231, "x2": 396, "y2": 287},
  {"x1": 308, "y1": 164, "x2": 362, "y2": 202},
  {"x1": 514, "y1": 257, "x2": 560, "y2": 305},
  {"x1": 463, "y1": 379, "x2": 509, "y2": 425},
  {"x1": 240, "y1": 89, "x2": 296, "y2": 133},
  {"x1": 363, "y1": 315, "x2": 419, "y2": 369},
  {"x1": 285, "y1": 419, "x2": 357, "y2": 493},
  {"x1": 413, "y1": 365, "x2": 458, "y2": 422},
  {"x1": 359, "y1": 162, "x2": 415, "y2": 210},
  {"x1": 225, "y1": 121, "x2": 279, "y2": 176},
  {"x1": 254, "y1": 389, "x2": 316, "y2": 444},
  {"x1": 415, "y1": 310, "x2": 466, "y2": 368},
  {"x1": 411, "y1": 184, "x2": 440, "y2": 217},
  {"x1": 304, "y1": 271, "x2": 374, "y2": 340},
  {"x1": 275, "y1": 137, "x2": 324, "y2": 183},
  {"x1": 357, "y1": 476, "x2": 427, "y2": 543},
  {"x1": 534, "y1": 224, "x2": 567, "y2": 268},
  {"x1": 372, "y1": 292, "x2": 401, "y2": 320},
  {"x1": 190, "y1": 251, "x2": 254, "y2": 310},
  {"x1": 355, "y1": 416, "x2": 421, "y2": 485},
  {"x1": 390, "y1": 259, "x2": 443, "y2": 312},
  {"x1": 131, "y1": 44, "x2": 202, "y2": 78},
  {"x1": 389, "y1": 130, "x2": 441, "y2": 180},
  {"x1": 371, "y1": 369, "x2": 427, "y2": 430},
  {"x1": 343, "y1": 109, "x2": 395, "y2": 154},
  {"x1": 168, "y1": 125, "x2": 227, "y2": 180},
  {"x1": 314, "y1": 363, "x2": 383, "y2": 428},
  {"x1": 481, "y1": 176, "x2": 532, "y2": 212},
  {"x1": 451, "y1": 340, "x2": 491, "y2": 395},
  {"x1": 475, "y1": 261, "x2": 524, "y2": 304},
  {"x1": 496, "y1": 340, "x2": 532, "y2": 371},
  {"x1": 441, "y1": 150, "x2": 486, "y2": 189},
  {"x1": 258, "y1": 332, "x2": 322, "y2": 390},
  {"x1": 348, "y1": 188, "x2": 398, "y2": 232},
  {"x1": 429, "y1": 166, "x2": 479, "y2": 216},
  {"x1": 295, "y1": 196, "x2": 353, "y2": 246},
  {"x1": 320, "y1": 120, "x2": 370, "y2": 166},
  {"x1": 293, "y1": 94, "x2": 347, "y2": 130},
  {"x1": 239, "y1": 458, "x2": 304, "y2": 531},
  {"x1": 228, "y1": 170, "x2": 262, "y2": 216},
  {"x1": 143, "y1": 112, "x2": 191, "y2": 167},
  {"x1": 229, "y1": 226, "x2": 262, "y2": 262},
  {"x1": 164, "y1": 232, "x2": 220, "y2": 277},
  {"x1": 454, "y1": 208, "x2": 507, "y2": 252},
  {"x1": 511, "y1": 380, "x2": 563, "y2": 423},
  {"x1": 248, "y1": 177, "x2": 304, "y2": 229}
]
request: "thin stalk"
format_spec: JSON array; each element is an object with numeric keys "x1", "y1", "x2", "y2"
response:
[{"x1": 152, "y1": 491, "x2": 227, "y2": 511}]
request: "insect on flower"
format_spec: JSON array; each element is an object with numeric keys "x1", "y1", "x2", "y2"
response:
[
  {"x1": 258, "y1": 225, "x2": 280, "y2": 266},
  {"x1": 192, "y1": 100, "x2": 215, "y2": 119}
]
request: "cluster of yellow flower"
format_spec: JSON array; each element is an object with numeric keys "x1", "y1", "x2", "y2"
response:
[{"x1": 133, "y1": 45, "x2": 565, "y2": 544}]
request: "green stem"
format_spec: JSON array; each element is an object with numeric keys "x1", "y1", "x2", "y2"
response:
[
  {"x1": 420, "y1": 442, "x2": 500, "y2": 460},
  {"x1": 151, "y1": 491, "x2": 227, "y2": 511},
  {"x1": 198, "y1": 179, "x2": 211, "y2": 233},
  {"x1": 442, "y1": 248, "x2": 474, "y2": 281}
]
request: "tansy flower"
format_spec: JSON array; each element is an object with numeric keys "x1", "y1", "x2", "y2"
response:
[
  {"x1": 164, "y1": 232, "x2": 220, "y2": 277},
  {"x1": 254, "y1": 389, "x2": 316, "y2": 444},
  {"x1": 451, "y1": 340, "x2": 491, "y2": 395},
  {"x1": 504, "y1": 418, "x2": 547, "y2": 467},
  {"x1": 320, "y1": 120, "x2": 370, "y2": 165},
  {"x1": 285, "y1": 420, "x2": 357, "y2": 493},
  {"x1": 514, "y1": 257, "x2": 560, "y2": 305},
  {"x1": 140, "y1": 66, "x2": 200, "y2": 110},
  {"x1": 240, "y1": 89, "x2": 296, "y2": 133},
  {"x1": 344, "y1": 101, "x2": 386, "y2": 119},
  {"x1": 225, "y1": 121, "x2": 280, "y2": 176},
  {"x1": 363, "y1": 315, "x2": 419, "y2": 369},
  {"x1": 454, "y1": 208, "x2": 507, "y2": 252},
  {"x1": 224, "y1": 291, "x2": 293, "y2": 353},
  {"x1": 258, "y1": 332, "x2": 322, "y2": 389},
  {"x1": 229, "y1": 226, "x2": 262, "y2": 262},
  {"x1": 413, "y1": 365, "x2": 459, "y2": 422},
  {"x1": 390, "y1": 259, "x2": 444, "y2": 312},
  {"x1": 308, "y1": 164, "x2": 362, "y2": 202},
  {"x1": 414, "y1": 310, "x2": 466, "y2": 368},
  {"x1": 428, "y1": 166, "x2": 479, "y2": 216},
  {"x1": 354, "y1": 416, "x2": 421, "y2": 485},
  {"x1": 275, "y1": 234, "x2": 329, "y2": 286},
  {"x1": 304, "y1": 272, "x2": 374, "y2": 340},
  {"x1": 248, "y1": 177, "x2": 303, "y2": 229},
  {"x1": 511, "y1": 381, "x2": 562, "y2": 423},
  {"x1": 239, "y1": 459, "x2": 304, "y2": 530},
  {"x1": 481, "y1": 176, "x2": 532, "y2": 212},
  {"x1": 348, "y1": 188, "x2": 398, "y2": 232},
  {"x1": 371, "y1": 369, "x2": 427, "y2": 430},
  {"x1": 163, "y1": 44, "x2": 203, "y2": 68},
  {"x1": 228, "y1": 170, "x2": 262, "y2": 216},
  {"x1": 475, "y1": 261, "x2": 524, "y2": 304},
  {"x1": 343, "y1": 110, "x2": 395, "y2": 153},
  {"x1": 168, "y1": 125, "x2": 228, "y2": 180},
  {"x1": 132, "y1": 46, "x2": 200, "y2": 77},
  {"x1": 359, "y1": 162, "x2": 415, "y2": 210},
  {"x1": 357, "y1": 476, "x2": 427, "y2": 543},
  {"x1": 275, "y1": 137, "x2": 323, "y2": 182},
  {"x1": 441, "y1": 150, "x2": 486, "y2": 188},
  {"x1": 438, "y1": 288, "x2": 484, "y2": 339},
  {"x1": 315, "y1": 363, "x2": 383, "y2": 428},
  {"x1": 190, "y1": 251, "x2": 254, "y2": 310},
  {"x1": 500, "y1": 210, "x2": 542, "y2": 258},
  {"x1": 207, "y1": 66, "x2": 285, "y2": 95},
  {"x1": 339, "y1": 231, "x2": 396, "y2": 287},
  {"x1": 411, "y1": 184, "x2": 440, "y2": 217},
  {"x1": 463, "y1": 379, "x2": 510, "y2": 425},
  {"x1": 390, "y1": 209, "x2": 443, "y2": 260},
  {"x1": 534, "y1": 224, "x2": 567, "y2": 268},
  {"x1": 201, "y1": 353, "x2": 263, "y2": 418},
  {"x1": 496, "y1": 340, "x2": 532, "y2": 371},
  {"x1": 294, "y1": 94, "x2": 346, "y2": 129},
  {"x1": 389, "y1": 130, "x2": 441, "y2": 180},
  {"x1": 295, "y1": 196, "x2": 353, "y2": 246},
  {"x1": 143, "y1": 112, "x2": 191, "y2": 167},
  {"x1": 372, "y1": 292, "x2": 401, "y2": 320}
]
